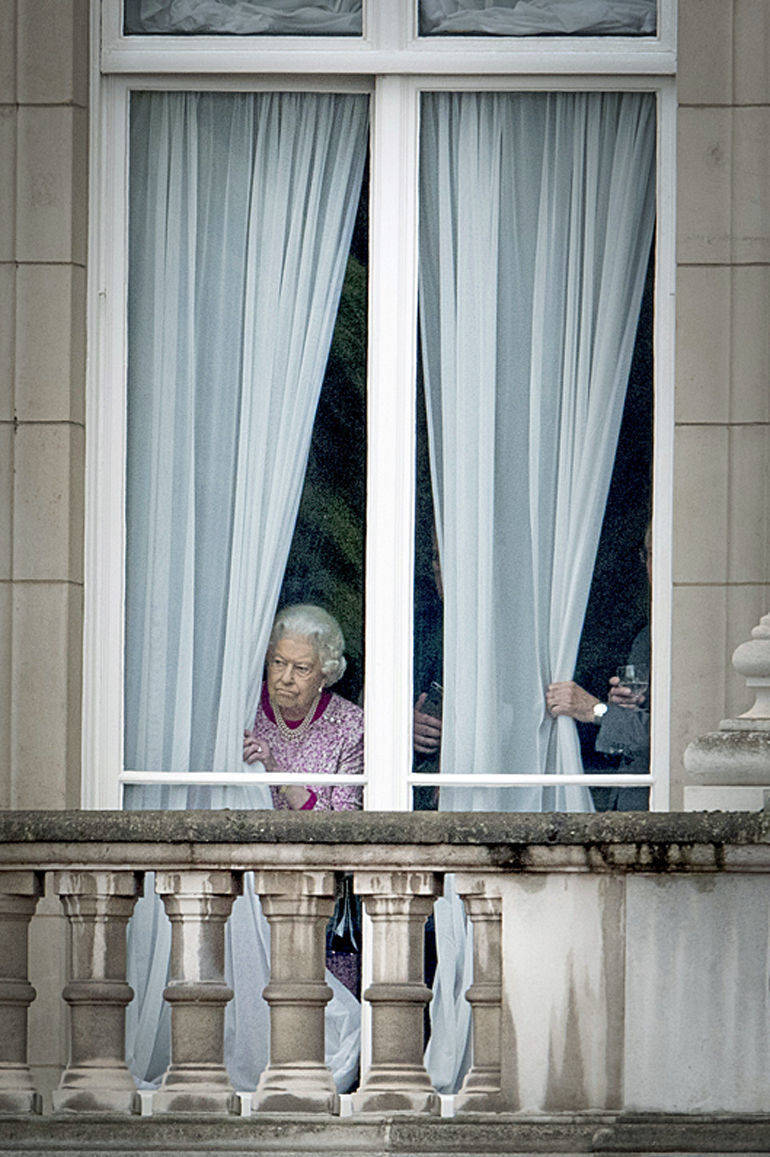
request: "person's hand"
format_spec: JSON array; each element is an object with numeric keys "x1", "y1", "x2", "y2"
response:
[
  {"x1": 546, "y1": 681, "x2": 601, "y2": 724},
  {"x1": 243, "y1": 731, "x2": 277, "y2": 771},
  {"x1": 278, "y1": 784, "x2": 315, "y2": 809},
  {"x1": 414, "y1": 692, "x2": 442, "y2": 755},
  {"x1": 608, "y1": 675, "x2": 643, "y2": 708}
]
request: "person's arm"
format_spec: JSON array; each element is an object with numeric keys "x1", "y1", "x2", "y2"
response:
[
  {"x1": 596, "y1": 700, "x2": 649, "y2": 755},
  {"x1": 331, "y1": 716, "x2": 364, "y2": 811},
  {"x1": 596, "y1": 626, "x2": 651, "y2": 755},
  {"x1": 596, "y1": 679, "x2": 650, "y2": 756}
]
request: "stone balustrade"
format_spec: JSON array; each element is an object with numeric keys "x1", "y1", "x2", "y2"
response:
[
  {"x1": 52, "y1": 870, "x2": 142, "y2": 1112},
  {"x1": 685, "y1": 612, "x2": 770, "y2": 812},
  {"x1": 0, "y1": 809, "x2": 769, "y2": 1154}
]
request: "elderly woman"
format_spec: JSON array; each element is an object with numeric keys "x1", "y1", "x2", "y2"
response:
[
  {"x1": 243, "y1": 605, "x2": 363, "y2": 994},
  {"x1": 243, "y1": 604, "x2": 363, "y2": 811}
]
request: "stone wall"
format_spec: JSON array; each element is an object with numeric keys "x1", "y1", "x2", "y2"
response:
[
  {"x1": 0, "y1": 1, "x2": 87, "y2": 812},
  {"x1": 0, "y1": 3, "x2": 768, "y2": 810},
  {"x1": 672, "y1": 0, "x2": 770, "y2": 806},
  {"x1": 0, "y1": 0, "x2": 88, "y2": 1106}
]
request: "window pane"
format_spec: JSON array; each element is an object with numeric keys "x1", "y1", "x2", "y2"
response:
[
  {"x1": 124, "y1": 0, "x2": 363, "y2": 36},
  {"x1": 418, "y1": 0, "x2": 657, "y2": 36},
  {"x1": 415, "y1": 91, "x2": 656, "y2": 814},
  {"x1": 577, "y1": 254, "x2": 653, "y2": 814},
  {"x1": 124, "y1": 91, "x2": 368, "y2": 776},
  {"x1": 417, "y1": 782, "x2": 651, "y2": 811},
  {"x1": 413, "y1": 308, "x2": 654, "y2": 816},
  {"x1": 278, "y1": 172, "x2": 368, "y2": 709}
]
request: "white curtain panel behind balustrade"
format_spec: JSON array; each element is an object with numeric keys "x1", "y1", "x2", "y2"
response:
[
  {"x1": 420, "y1": 90, "x2": 656, "y2": 1090},
  {"x1": 124, "y1": 90, "x2": 368, "y2": 1092},
  {"x1": 419, "y1": 0, "x2": 656, "y2": 35},
  {"x1": 125, "y1": 0, "x2": 362, "y2": 34}
]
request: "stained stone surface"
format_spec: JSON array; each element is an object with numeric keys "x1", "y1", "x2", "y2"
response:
[
  {"x1": 0, "y1": 1110, "x2": 769, "y2": 1156},
  {"x1": 0, "y1": 808, "x2": 766, "y2": 849}
]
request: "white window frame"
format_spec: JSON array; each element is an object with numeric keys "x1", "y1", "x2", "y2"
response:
[
  {"x1": 83, "y1": 0, "x2": 676, "y2": 812},
  {"x1": 101, "y1": 0, "x2": 675, "y2": 74}
]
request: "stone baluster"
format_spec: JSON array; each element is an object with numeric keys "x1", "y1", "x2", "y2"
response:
[
  {"x1": 453, "y1": 875, "x2": 505, "y2": 1112},
  {"x1": 153, "y1": 870, "x2": 242, "y2": 1113},
  {"x1": 352, "y1": 871, "x2": 441, "y2": 1114},
  {"x1": 253, "y1": 870, "x2": 338, "y2": 1114},
  {"x1": 0, "y1": 871, "x2": 44, "y2": 1113},
  {"x1": 52, "y1": 870, "x2": 142, "y2": 1112}
]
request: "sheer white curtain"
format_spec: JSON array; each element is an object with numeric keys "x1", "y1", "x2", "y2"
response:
[
  {"x1": 125, "y1": 0, "x2": 362, "y2": 34},
  {"x1": 419, "y1": 0, "x2": 656, "y2": 36},
  {"x1": 419, "y1": 91, "x2": 656, "y2": 1089},
  {"x1": 124, "y1": 90, "x2": 368, "y2": 1092}
]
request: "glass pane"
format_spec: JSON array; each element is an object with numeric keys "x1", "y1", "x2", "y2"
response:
[
  {"x1": 278, "y1": 171, "x2": 368, "y2": 711},
  {"x1": 125, "y1": 0, "x2": 363, "y2": 36},
  {"x1": 414, "y1": 90, "x2": 655, "y2": 815},
  {"x1": 419, "y1": 782, "x2": 651, "y2": 811},
  {"x1": 419, "y1": 0, "x2": 657, "y2": 37},
  {"x1": 124, "y1": 90, "x2": 368, "y2": 779},
  {"x1": 576, "y1": 255, "x2": 653, "y2": 815}
]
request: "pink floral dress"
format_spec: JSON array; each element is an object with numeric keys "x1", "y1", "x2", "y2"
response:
[
  {"x1": 251, "y1": 683, "x2": 363, "y2": 812},
  {"x1": 250, "y1": 683, "x2": 364, "y2": 993}
]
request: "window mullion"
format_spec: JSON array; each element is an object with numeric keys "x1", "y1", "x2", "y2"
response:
[
  {"x1": 365, "y1": 0, "x2": 415, "y2": 48},
  {"x1": 83, "y1": 75, "x2": 130, "y2": 810},
  {"x1": 649, "y1": 82, "x2": 677, "y2": 813},
  {"x1": 364, "y1": 76, "x2": 420, "y2": 811}
]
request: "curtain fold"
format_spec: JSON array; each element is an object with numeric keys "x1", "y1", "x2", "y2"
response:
[
  {"x1": 419, "y1": 90, "x2": 656, "y2": 1089},
  {"x1": 125, "y1": 0, "x2": 362, "y2": 35},
  {"x1": 124, "y1": 90, "x2": 368, "y2": 1092},
  {"x1": 419, "y1": 0, "x2": 656, "y2": 36}
]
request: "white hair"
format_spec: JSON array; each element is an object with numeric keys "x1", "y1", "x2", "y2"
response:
[{"x1": 269, "y1": 604, "x2": 347, "y2": 687}]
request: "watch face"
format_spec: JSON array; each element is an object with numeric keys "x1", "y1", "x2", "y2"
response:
[{"x1": 594, "y1": 702, "x2": 608, "y2": 720}]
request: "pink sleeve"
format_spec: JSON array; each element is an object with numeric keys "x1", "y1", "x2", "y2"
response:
[{"x1": 331, "y1": 714, "x2": 364, "y2": 811}]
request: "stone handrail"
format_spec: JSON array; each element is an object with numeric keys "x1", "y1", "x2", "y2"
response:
[
  {"x1": 1, "y1": 806, "x2": 767, "y2": 860},
  {"x1": 0, "y1": 809, "x2": 768, "y2": 1121}
]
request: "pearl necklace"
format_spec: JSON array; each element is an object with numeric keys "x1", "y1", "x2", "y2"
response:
[{"x1": 271, "y1": 689, "x2": 322, "y2": 741}]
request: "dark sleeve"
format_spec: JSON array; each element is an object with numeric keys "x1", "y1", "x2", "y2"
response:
[
  {"x1": 628, "y1": 625, "x2": 651, "y2": 670},
  {"x1": 595, "y1": 626, "x2": 650, "y2": 757},
  {"x1": 595, "y1": 703, "x2": 649, "y2": 756}
]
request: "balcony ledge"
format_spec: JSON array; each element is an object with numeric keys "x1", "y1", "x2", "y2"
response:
[
  {"x1": 1, "y1": 1110, "x2": 769, "y2": 1156},
  {"x1": 1, "y1": 810, "x2": 769, "y2": 1143},
  {"x1": 0, "y1": 808, "x2": 768, "y2": 873}
]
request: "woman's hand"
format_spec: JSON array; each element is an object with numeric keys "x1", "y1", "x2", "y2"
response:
[
  {"x1": 243, "y1": 730, "x2": 277, "y2": 771},
  {"x1": 546, "y1": 681, "x2": 601, "y2": 723},
  {"x1": 414, "y1": 692, "x2": 442, "y2": 755},
  {"x1": 243, "y1": 732, "x2": 314, "y2": 808},
  {"x1": 278, "y1": 785, "x2": 315, "y2": 809}
]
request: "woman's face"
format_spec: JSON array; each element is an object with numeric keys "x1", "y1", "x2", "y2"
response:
[{"x1": 267, "y1": 633, "x2": 325, "y2": 720}]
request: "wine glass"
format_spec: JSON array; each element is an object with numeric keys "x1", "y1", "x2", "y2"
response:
[{"x1": 616, "y1": 664, "x2": 649, "y2": 706}]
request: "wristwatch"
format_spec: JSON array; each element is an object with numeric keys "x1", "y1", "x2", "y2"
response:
[{"x1": 592, "y1": 702, "x2": 609, "y2": 723}]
